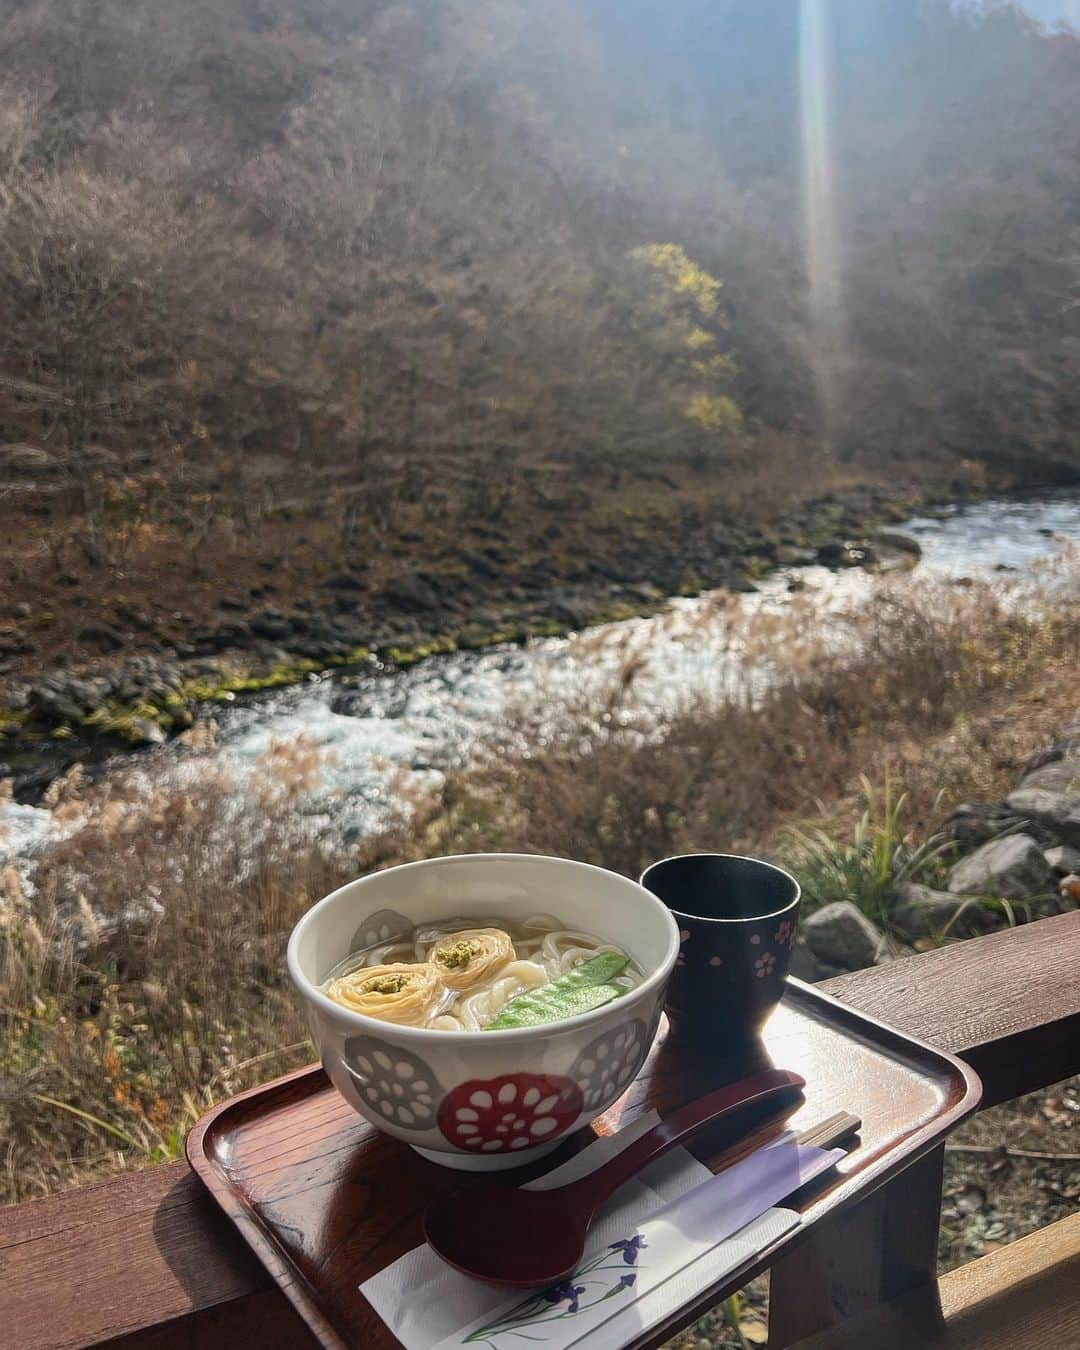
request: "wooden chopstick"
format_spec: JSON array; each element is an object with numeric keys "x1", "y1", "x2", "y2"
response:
[{"x1": 795, "y1": 1111, "x2": 861, "y2": 1150}]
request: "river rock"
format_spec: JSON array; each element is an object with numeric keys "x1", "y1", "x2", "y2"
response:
[
  {"x1": 875, "y1": 530, "x2": 923, "y2": 557},
  {"x1": 66, "y1": 676, "x2": 113, "y2": 709},
  {"x1": 802, "y1": 902, "x2": 886, "y2": 970},
  {"x1": 323, "y1": 572, "x2": 367, "y2": 592},
  {"x1": 30, "y1": 688, "x2": 83, "y2": 723},
  {"x1": 128, "y1": 718, "x2": 167, "y2": 746},
  {"x1": 0, "y1": 628, "x2": 33, "y2": 658},
  {"x1": 1004, "y1": 788, "x2": 1080, "y2": 848},
  {"x1": 461, "y1": 550, "x2": 500, "y2": 580},
  {"x1": 250, "y1": 608, "x2": 293, "y2": 640},
  {"x1": 816, "y1": 539, "x2": 877, "y2": 568},
  {"x1": 381, "y1": 573, "x2": 441, "y2": 613},
  {"x1": 948, "y1": 833, "x2": 1054, "y2": 899},
  {"x1": 547, "y1": 601, "x2": 588, "y2": 629},
  {"x1": 28, "y1": 672, "x2": 113, "y2": 722},
  {"x1": 1045, "y1": 844, "x2": 1080, "y2": 876},
  {"x1": 78, "y1": 623, "x2": 125, "y2": 652},
  {"x1": 777, "y1": 546, "x2": 817, "y2": 567}
]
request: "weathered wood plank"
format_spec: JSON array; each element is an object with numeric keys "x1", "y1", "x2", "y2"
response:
[
  {"x1": 0, "y1": 1165, "x2": 303, "y2": 1350},
  {"x1": 821, "y1": 909, "x2": 1080, "y2": 1108},
  {"x1": 1, "y1": 910, "x2": 1076, "y2": 1350},
  {"x1": 792, "y1": 1209, "x2": 1080, "y2": 1348}
]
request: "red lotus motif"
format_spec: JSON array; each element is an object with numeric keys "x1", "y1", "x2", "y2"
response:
[{"x1": 437, "y1": 1072, "x2": 583, "y2": 1154}]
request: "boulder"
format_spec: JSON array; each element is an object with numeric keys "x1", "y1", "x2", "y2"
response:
[
  {"x1": 1018, "y1": 757, "x2": 1080, "y2": 794},
  {"x1": 323, "y1": 572, "x2": 367, "y2": 592},
  {"x1": 1045, "y1": 844, "x2": 1080, "y2": 876},
  {"x1": 1005, "y1": 788, "x2": 1080, "y2": 848},
  {"x1": 128, "y1": 718, "x2": 166, "y2": 746},
  {"x1": 381, "y1": 573, "x2": 441, "y2": 613},
  {"x1": 942, "y1": 801, "x2": 1026, "y2": 848},
  {"x1": 802, "y1": 902, "x2": 886, "y2": 971},
  {"x1": 546, "y1": 588, "x2": 592, "y2": 628},
  {"x1": 1020, "y1": 730, "x2": 1080, "y2": 780},
  {"x1": 461, "y1": 550, "x2": 500, "y2": 580},
  {"x1": 77, "y1": 623, "x2": 125, "y2": 652},
  {"x1": 776, "y1": 546, "x2": 817, "y2": 567},
  {"x1": 948, "y1": 833, "x2": 1054, "y2": 899},
  {"x1": 250, "y1": 608, "x2": 293, "y2": 640},
  {"x1": 788, "y1": 938, "x2": 821, "y2": 983},
  {"x1": 816, "y1": 539, "x2": 877, "y2": 569},
  {"x1": 30, "y1": 684, "x2": 84, "y2": 724},
  {"x1": 0, "y1": 629, "x2": 33, "y2": 658},
  {"x1": 890, "y1": 883, "x2": 990, "y2": 940},
  {"x1": 63, "y1": 676, "x2": 112, "y2": 709},
  {"x1": 875, "y1": 530, "x2": 922, "y2": 557}
]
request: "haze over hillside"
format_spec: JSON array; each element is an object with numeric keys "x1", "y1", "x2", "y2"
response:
[{"x1": 0, "y1": 0, "x2": 1077, "y2": 529}]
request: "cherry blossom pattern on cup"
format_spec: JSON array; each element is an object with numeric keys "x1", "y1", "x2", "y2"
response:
[
  {"x1": 568, "y1": 1019, "x2": 648, "y2": 1112},
  {"x1": 676, "y1": 928, "x2": 691, "y2": 968},
  {"x1": 754, "y1": 951, "x2": 777, "y2": 979},
  {"x1": 438, "y1": 1073, "x2": 584, "y2": 1154},
  {"x1": 774, "y1": 919, "x2": 797, "y2": 950},
  {"x1": 342, "y1": 1035, "x2": 445, "y2": 1131}
]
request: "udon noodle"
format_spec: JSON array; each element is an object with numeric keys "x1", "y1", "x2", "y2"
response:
[{"x1": 323, "y1": 913, "x2": 641, "y2": 1031}]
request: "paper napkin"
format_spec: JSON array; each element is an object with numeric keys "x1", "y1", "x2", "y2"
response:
[{"x1": 361, "y1": 1120, "x2": 842, "y2": 1350}]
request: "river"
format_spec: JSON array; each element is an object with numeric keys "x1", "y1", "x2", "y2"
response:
[{"x1": 2, "y1": 491, "x2": 1078, "y2": 867}]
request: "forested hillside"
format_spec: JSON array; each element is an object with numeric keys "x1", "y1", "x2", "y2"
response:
[
  {"x1": 1, "y1": 0, "x2": 1077, "y2": 473},
  {"x1": 0, "y1": 1, "x2": 1078, "y2": 682}
]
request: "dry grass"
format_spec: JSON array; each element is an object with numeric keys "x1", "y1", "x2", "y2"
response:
[
  {"x1": 0, "y1": 565, "x2": 1077, "y2": 1203},
  {"x1": 0, "y1": 745, "x2": 353, "y2": 1202},
  {"x1": 420, "y1": 568, "x2": 1080, "y2": 879}
]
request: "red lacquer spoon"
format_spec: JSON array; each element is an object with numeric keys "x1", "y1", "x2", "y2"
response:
[{"x1": 423, "y1": 1066, "x2": 805, "y2": 1287}]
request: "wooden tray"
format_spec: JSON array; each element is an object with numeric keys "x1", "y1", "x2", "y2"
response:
[{"x1": 187, "y1": 978, "x2": 981, "y2": 1350}]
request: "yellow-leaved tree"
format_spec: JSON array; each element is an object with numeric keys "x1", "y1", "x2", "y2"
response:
[{"x1": 627, "y1": 243, "x2": 743, "y2": 443}]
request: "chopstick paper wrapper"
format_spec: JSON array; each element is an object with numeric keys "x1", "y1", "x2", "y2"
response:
[{"x1": 361, "y1": 1115, "x2": 843, "y2": 1350}]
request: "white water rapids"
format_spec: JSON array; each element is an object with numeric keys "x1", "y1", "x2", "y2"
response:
[{"x1": 2, "y1": 492, "x2": 1078, "y2": 869}]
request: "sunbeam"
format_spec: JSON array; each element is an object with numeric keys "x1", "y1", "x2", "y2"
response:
[{"x1": 799, "y1": 0, "x2": 846, "y2": 450}]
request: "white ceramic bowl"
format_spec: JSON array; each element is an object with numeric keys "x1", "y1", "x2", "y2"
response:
[{"x1": 288, "y1": 853, "x2": 680, "y2": 1170}]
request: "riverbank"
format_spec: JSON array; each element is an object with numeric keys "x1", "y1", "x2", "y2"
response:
[{"x1": 1, "y1": 476, "x2": 937, "y2": 798}]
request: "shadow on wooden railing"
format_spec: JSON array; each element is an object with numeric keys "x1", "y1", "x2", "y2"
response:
[{"x1": 1, "y1": 910, "x2": 1078, "y2": 1350}]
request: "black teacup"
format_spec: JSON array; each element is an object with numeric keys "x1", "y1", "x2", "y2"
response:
[{"x1": 640, "y1": 853, "x2": 801, "y2": 1044}]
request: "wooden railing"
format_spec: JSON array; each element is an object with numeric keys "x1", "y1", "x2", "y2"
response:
[{"x1": 2, "y1": 910, "x2": 1078, "y2": 1350}]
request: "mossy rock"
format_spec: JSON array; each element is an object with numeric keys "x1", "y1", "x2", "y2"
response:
[
  {"x1": 0, "y1": 708, "x2": 30, "y2": 736},
  {"x1": 382, "y1": 636, "x2": 458, "y2": 667}
]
